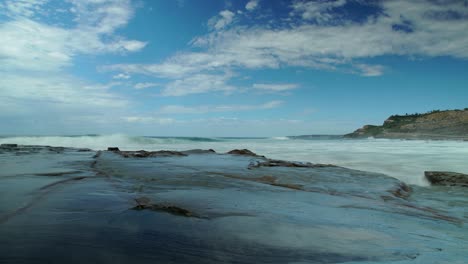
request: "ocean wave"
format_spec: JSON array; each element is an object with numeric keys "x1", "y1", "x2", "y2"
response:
[
  {"x1": 0, "y1": 134, "x2": 222, "y2": 151},
  {"x1": 270, "y1": 136, "x2": 290, "y2": 140}
]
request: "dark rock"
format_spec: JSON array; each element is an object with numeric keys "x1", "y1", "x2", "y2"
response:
[
  {"x1": 182, "y1": 149, "x2": 216, "y2": 154},
  {"x1": 254, "y1": 175, "x2": 277, "y2": 184},
  {"x1": 47, "y1": 146, "x2": 65, "y2": 153},
  {"x1": 108, "y1": 147, "x2": 120, "y2": 151},
  {"x1": 389, "y1": 182, "x2": 412, "y2": 199},
  {"x1": 134, "y1": 197, "x2": 152, "y2": 208},
  {"x1": 119, "y1": 150, "x2": 187, "y2": 158},
  {"x1": 132, "y1": 197, "x2": 197, "y2": 217},
  {"x1": 156, "y1": 205, "x2": 194, "y2": 217},
  {"x1": 93, "y1": 151, "x2": 102, "y2": 159},
  {"x1": 271, "y1": 182, "x2": 304, "y2": 191},
  {"x1": 425, "y1": 171, "x2": 468, "y2": 187},
  {"x1": 35, "y1": 171, "x2": 82, "y2": 177},
  {"x1": 1, "y1": 144, "x2": 18, "y2": 148},
  {"x1": 77, "y1": 148, "x2": 93, "y2": 152},
  {"x1": 227, "y1": 149, "x2": 264, "y2": 157},
  {"x1": 249, "y1": 159, "x2": 336, "y2": 169}
]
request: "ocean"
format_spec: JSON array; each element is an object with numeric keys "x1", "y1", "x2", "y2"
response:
[{"x1": 1, "y1": 134, "x2": 467, "y2": 186}]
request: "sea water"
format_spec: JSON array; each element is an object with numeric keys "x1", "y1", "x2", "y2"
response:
[{"x1": 1, "y1": 134, "x2": 468, "y2": 186}]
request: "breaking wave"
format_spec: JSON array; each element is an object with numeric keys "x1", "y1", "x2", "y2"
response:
[{"x1": 0, "y1": 134, "x2": 222, "y2": 151}]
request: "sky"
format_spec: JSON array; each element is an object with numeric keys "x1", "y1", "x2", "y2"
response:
[{"x1": 0, "y1": 0, "x2": 467, "y2": 137}]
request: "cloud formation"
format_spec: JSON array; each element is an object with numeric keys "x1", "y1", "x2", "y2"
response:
[
  {"x1": 113, "y1": 73, "x2": 131, "y2": 80},
  {"x1": 159, "y1": 100, "x2": 283, "y2": 114},
  {"x1": 208, "y1": 10, "x2": 235, "y2": 30},
  {"x1": 104, "y1": 0, "x2": 468, "y2": 100},
  {"x1": 2, "y1": 0, "x2": 468, "y2": 135},
  {"x1": 253, "y1": 83, "x2": 299, "y2": 92},
  {"x1": 0, "y1": 0, "x2": 146, "y2": 131},
  {"x1": 290, "y1": 0, "x2": 346, "y2": 22},
  {"x1": 134, "y1": 82, "x2": 159, "y2": 90},
  {"x1": 245, "y1": 0, "x2": 259, "y2": 11},
  {"x1": 0, "y1": 0, "x2": 146, "y2": 72},
  {"x1": 161, "y1": 73, "x2": 235, "y2": 96}
]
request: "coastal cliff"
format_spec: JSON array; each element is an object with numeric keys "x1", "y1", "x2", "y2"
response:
[{"x1": 345, "y1": 109, "x2": 468, "y2": 140}]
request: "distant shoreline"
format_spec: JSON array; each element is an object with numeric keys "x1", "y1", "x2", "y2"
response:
[{"x1": 345, "y1": 109, "x2": 468, "y2": 141}]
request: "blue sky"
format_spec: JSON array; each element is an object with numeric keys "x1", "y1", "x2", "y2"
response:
[{"x1": 1, "y1": 0, "x2": 467, "y2": 136}]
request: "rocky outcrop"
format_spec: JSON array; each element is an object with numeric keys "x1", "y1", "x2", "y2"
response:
[
  {"x1": 132, "y1": 197, "x2": 198, "y2": 217},
  {"x1": 0, "y1": 144, "x2": 18, "y2": 148},
  {"x1": 107, "y1": 147, "x2": 120, "y2": 151},
  {"x1": 108, "y1": 148, "x2": 218, "y2": 158},
  {"x1": 345, "y1": 109, "x2": 468, "y2": 140},
  {"x1": 182, "y1": 149, "x2": 216, "y2": 154},
  {"x1": 227, "y1": 149, "x2": 264, "y2": 157},
  {"x1": 249, "y1": 159, "x2": 337, "y2": 169},
  {"x1": 425, "y1": 171, "x2": 468, "y2": 187},
  {"x1": 110, "y1": 149, "x2": 188, "y2": 158}
]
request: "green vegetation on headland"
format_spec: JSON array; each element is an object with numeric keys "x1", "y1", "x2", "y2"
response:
[{"x1": 345, "y1": 109, "x2": 468, "y2": 140}]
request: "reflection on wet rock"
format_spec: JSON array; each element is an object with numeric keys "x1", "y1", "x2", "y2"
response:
[{"x1": 0, "y1": 145, "x2": 467, "y2": 263}]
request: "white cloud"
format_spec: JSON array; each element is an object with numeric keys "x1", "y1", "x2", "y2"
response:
[
  {"x1": 83, "y1": 82, "x2": 122, "y2": 91},
  {"x1": 0, "y1": 0, "x2": 48, "y2": 19},
  {"x1": 123, "y1": 116, "x2": 175, "y2": 125},
  {"x1": 102, "y1": 57, "x2": 241, "y2": 97},
  {"x1": 134, "y1": 82, "x2": 159, "y2": 89},
  {"x1": 113, "y1": 73, "x2": 131, "y2": 79},
  {"x1": 0, "y1": 72, "x2": 130, "y2": 134},
  {"x1": 69, "y1": 0, "x2": 134, "y2": 34},
  {"x1": 102, "y1": 0, "x2": 468, "y2": 100},
  {"x1": 192, "y1": 1, "x2": 468, "y2": 72},
  {"x1": 0, "y1": 0, "x2": 146, "y2": 72},
  {"x1": 291, "y1": 0, "x2": 347, "y2": 23},
  {"x1": 0, "y1": 0, "x2": 149, "y2": 134},
  {"x1": 102, "y1": 53, "x2": 213, "y2": 79},
  {"x1": 354, "y1": 64, "x2": 384, "y2": 77},
  {"x1": 208, "y1": 10, "x2": 235, "y2": 30},
  {"x1": 262, "y1": 100, "x2": 283, "y2": 109},
  {"x1": 245, "y1": 0, "x2": 259, "y2": 11},
  {"x1": 159, "y1": 100, "x2": 283, "y2": 114},
  {"x1": 161, "y1": 73, "x2": 235, "y2": 96},
  {"x1": 0, "y1": 73, "x2": 128, "y2": 108},
  {"x1": 253, "y1": 83, "x2": 299, "y2": 91},
  {"x1": 102, "y1": 49, "x2": 279, "y2": 79},
  {"x1": 0, "y1": 19, "x2": 72, "y2": 71},
  {"x1": 116, "y1": 40, "x2": 148, "y2": 52}
]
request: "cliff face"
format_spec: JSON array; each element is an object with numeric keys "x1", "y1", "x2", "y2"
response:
[{"x1": 345, "y1": 109, "x2": 468, "y2": 140}]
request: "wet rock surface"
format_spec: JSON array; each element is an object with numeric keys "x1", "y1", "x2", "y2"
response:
[
  {"x1": 425, "y1": 171, "x2": 468, "y2": 187},
  {"x1": 0, "y1": 145, "x2": 467, "y2": 263}
]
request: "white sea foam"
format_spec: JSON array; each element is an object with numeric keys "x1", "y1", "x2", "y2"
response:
[
  {"x1": 270, "y1": 136, "x2": 290, "y2": 140},
  {"x1": 1, "y1": 135, "x2": 468, "y2": 186}
]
